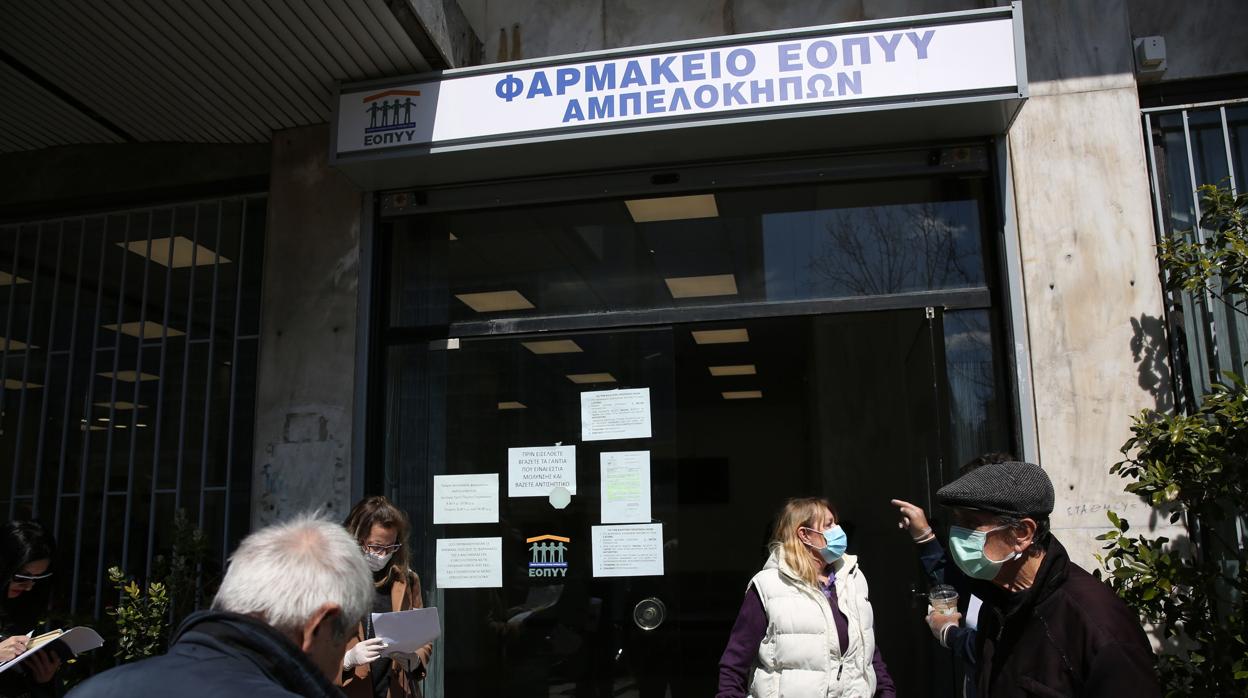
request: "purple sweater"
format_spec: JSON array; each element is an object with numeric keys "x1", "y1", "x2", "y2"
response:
[{"x1": 716, "y1": 570, "x2": 897, "y2": 698}]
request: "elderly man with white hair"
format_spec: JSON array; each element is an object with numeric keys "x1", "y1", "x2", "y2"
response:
[{"x1": 70, "y1": 514, "x2": 373, "y2": 697}]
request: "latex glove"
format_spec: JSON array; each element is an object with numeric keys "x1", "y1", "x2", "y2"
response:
[
  {"x1": 891, "y1": 499, "x2": 933, "y2": 541},
  {"x1": 343, "y1": 637, "x2": 388, "y2": 669},
  {"x1": 926, "y1": 604, "x2": 962, "y2": 648},
  {"x1": 0, "y1": 635, "x2": 29, "y2": 662}
]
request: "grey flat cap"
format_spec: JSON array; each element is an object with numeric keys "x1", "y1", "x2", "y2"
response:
[{"x1": 936, "y1": 460, "x2": 1054, "y2": 518}]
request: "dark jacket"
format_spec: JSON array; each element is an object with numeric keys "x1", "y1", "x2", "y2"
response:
[
  {"x1": 970, "y1": 536, "x2": 1160, "y2": 698},
  {"x1": 67, "y1": 611, "x2": 342, "y2": 698}
]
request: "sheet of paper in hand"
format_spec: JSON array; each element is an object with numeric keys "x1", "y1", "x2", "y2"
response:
[{"x1": 371, "y1": 607, "x2": 441, "y2": 656}]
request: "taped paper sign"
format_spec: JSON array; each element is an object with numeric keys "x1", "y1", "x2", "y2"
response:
[
  {"x1": 600, "y1": 451, "x2": 651, "y2": 523},
  {"x1": 433, "y1": 473, "x2": 499, "y2": 524},
  {"x1": 581, "y1": 388, "x2": 652, "y2": 441},
  {"x1": 508, "y1": 445, "x2": 577, "y2": 497}
]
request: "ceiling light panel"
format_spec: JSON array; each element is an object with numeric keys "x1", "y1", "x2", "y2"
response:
[
  {"x1": 455, "y1": 290, "x2": 535, "y2": 313},
  {"x1": 3, "y1": 378, "x2": 41, "y2": 390},
  {"x1": 103, "y1": 321, "x2": 186, "y2": 339},
  {"x1": 119, "y1": 237, "x2": 232, "y2": 268},
  {"x1": 723, "y1": 390, "x2": 763, "y2": 400},
  {"x1": 0, "y1": 272, "x2": 29, "y2": 285},
  {"x1": 665, "y1": 274, "x2": 738, "y2": 299},
  {"x1": 709, "y1": 364, "x2": 757, "y2": 376},
  {"x1": 566, "y1": 373, "x2": 617, "y2": 384},
  {"x1": 692, "y1": 328, "x2": 749, "y2": 345},
  {"x1": 97, "y1": 371, "x2": 159, "y2": 382},
  {"x1": 497, "y1": 401, "x2": 527, "y2": 410},
  {"x1": 625, "y1": 194, "x2": 719, "y2": 223},
  {"x1": 0, "y1": 337, "x2": 33, "y2": 351},
  {"x1": 522, "y1": 339, "x2": 583, "y2": 355}
]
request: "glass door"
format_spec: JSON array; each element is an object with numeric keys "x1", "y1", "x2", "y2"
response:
[{"x1": 384, "y1": 306, "x2": 953, "y2": 696}]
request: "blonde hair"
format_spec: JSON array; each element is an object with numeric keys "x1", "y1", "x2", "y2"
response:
[
  {"x1": 768, "y1": 497, "x2": 837, "y2": 588},
  {"x1": 343, "y1": 496, "x2": 414, "y2": 588}
]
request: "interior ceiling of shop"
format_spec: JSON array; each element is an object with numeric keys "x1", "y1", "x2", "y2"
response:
[{"x1": 0, "y1": 0, "x2": 440, "y2": 153}]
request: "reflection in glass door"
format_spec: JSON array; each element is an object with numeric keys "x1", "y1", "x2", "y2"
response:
[{"x1": 383, "y1": 307, "x2": 971, "y2": 696}]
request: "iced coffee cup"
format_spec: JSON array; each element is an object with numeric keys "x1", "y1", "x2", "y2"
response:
[{"x1": 929, "y1": 584, "x2": 958, "y2": 615}]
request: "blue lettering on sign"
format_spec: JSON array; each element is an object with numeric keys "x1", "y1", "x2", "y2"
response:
[
  {"x1": 646, "y1": 89, "x2": 666, "y2": 113},
  {"x1": 620, "y1": 60, "x2": 647, "y2": 88},
  {"x1": 682, "y1": 53, "x2": 705, "y2": 80},
  {"x1": 670, "y1": 87, "x2": 693, "y2": 111},
  {"x1": 838, "y1": 70, "x2": 863, "y2": 95},
  {"x1": 586, "y1": 64, "x2": 616, "y2": 92},
  {"x1": 693, "y1": 84, "x2": 717, "y2": 108},
  {"x1": 726, "y1": 48, "x2": 755, "y2": 77},
  {"x1": 749, "y1": 79, "x2": 774, "y2": 104},
  {"x1": 722, "y1": 81, "x2": 747, "y2": 106},
  {"x1": 650, "y1": 56, "x2": 678, "y2": 84},
  {"x1": 778, "y1": 43, "x2": 802, "y2": 71},
  {"x1": 874, "y1": 33, "x2": 903, "y2": 62},
  {"x1": 842, "y1": 37, "x2": 871, "y2": 66},
  {"x1": 906, "y1": 30, "x2": 935, "y2": 59},
  {"x1": 495, "y1": 74, "x2": 523, "y2": 102},
  {"x1": 556, "y1": 67, "x2": 580, "y2": 95},
  {"x1": 619, "y1": 92, "x2": 642, "y2": 116},
  {"x1": 562, "y1": 99, "x2": 585, "y2": 122},
  {"x1": 807, "y1": 40, "x2": 838, "y2": 69},
  {"x1": 587, "y1": 95, "x2": 614, "y2": 119},
  {"x1": 806, "y1": 74, "x2": 833, "y2": 98},
  {"x1": 527, "y1": 72, "x2": 553, "y2": 98}
]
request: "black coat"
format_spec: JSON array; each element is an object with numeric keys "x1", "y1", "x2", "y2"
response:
[
  {"x1": 971, "y1": 536, "x2": 1161, "y2": 698},
  {"x1": 67, "y1": 611, "x2": 343, "y2": 698}
]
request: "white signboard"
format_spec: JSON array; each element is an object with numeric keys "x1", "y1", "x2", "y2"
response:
[
  {"x1": 433, "y1": 473, "x2": 499, "y2": 524},
  {"x1": 581, "y1": 388, "x2": 652, "y2": 441},
  {"x1": 508, "y1": 445, "x2": 577, "y2": 497},
  {"x1": 600, "y1": 451, "x2": 652, "y2": 524},
  {"x1": 436, "y1": 537, "x2": 503, "y2": 588},
  {"x1": 335, "y1": 16, "x2": 1017, "y2": 155},
  {"x1": 591, "y1": 523, "x2": 665, "y2": 578}
]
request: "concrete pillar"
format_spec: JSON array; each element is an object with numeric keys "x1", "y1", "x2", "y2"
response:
[
  {"x1": 252, "y1": 124, "x2": 362, "y2": 527},
  {"x1": 1008, "y1": 0, "x2": 1174, "y2": 570}
]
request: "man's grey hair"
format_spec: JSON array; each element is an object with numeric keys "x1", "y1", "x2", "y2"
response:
[{"x1": 212, "y1": 514, "x2": 372, "y2": 638}]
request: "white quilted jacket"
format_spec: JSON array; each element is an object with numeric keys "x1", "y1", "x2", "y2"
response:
[{"x1": 747, "y1": 551, "x2": 877, "y2": 698}]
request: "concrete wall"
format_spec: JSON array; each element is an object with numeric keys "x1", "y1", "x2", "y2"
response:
[
  {"x1": 252, "y1": 124, "x2": 362, "y2": 527},
  {"x1": 458, "y1": 0, "x2": 987, "y2": 62},
  {"x1": 1009, "y1": 0, "x2": 1176, "y2": 571},
  {"x1": 1127, "y1": 0, "x2": 1248, "y2": 83}
]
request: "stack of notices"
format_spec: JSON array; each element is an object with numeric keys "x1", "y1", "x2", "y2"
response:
[
  {"x1": 0, "y1": 626, "x2": 105, "y2": 673},
  {"x1": 371, "y1": 608, "x2": 441, "y2": 656}
]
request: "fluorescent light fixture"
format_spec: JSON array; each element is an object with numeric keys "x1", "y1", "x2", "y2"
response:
[
  {"x1": 118, "y1": 236, "x2": 231, "y2": 268},
  {"x1": 454, "y1": 290, "x2": 535, "y2": 313},
  {"x1": 723, "y1": 390, "x2": 763, "y2": 400},
  {"x1": 93, "y1": 401, "x2": 146, "y2": 410},
  {"x1": 0, "y1": 272, "x2": 29, "y2": 285},
  {"x1": 625, "y1": 194, "x2": 718, "y2": 223},
  {"x1": 103, "y1": 321, "x2": 185, "y2": 339},
  {"x1": 0, "y1": 337, "x2": 34, "y2": 351},
  {"x1": 115, "y1": 424, "x2": 128, "y2": 429},
  {"x1": 692, "y1": 328, "x2": 749, "y2": 345},
  {"x1": 137, "y1": 423, "x2": 149, "y2": 428},
  {"x1": 3, "y1": 378, "x2": 41, "y2": 390},
  {"x1": 709, "y1": 364, "x2": 757, "y2": 377},
  {"x1": 448, "y1": 233, "x2": 459, "y2": 241},
  {"x1": 97, "y1": 417, "x2": 110, "y2": 422},
  {"x1": 522, "y1": 339, "x2": 583, "y2": 355},
  {"x1": 566, "y1": 372, "x2": 617, "y2": 384},
  {"x1": 665, "y1": 274, "x2": 738, "y2": 299},
  {"x1": 97, "y1": 371, "x2": 159, "y2": 382},
  {"x1": 497, "y1": 401, "x2": 527, "y2": 410}
]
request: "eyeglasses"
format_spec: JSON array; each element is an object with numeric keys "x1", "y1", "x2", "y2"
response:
[
  {"x1": 12, "y1": 571, "x2": 52, "y2": 583},
  {"x1": 361, "y1": 543, "x2": 401, "y2": 556}
]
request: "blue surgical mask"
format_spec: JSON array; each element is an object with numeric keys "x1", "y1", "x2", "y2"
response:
[
  {"x1": 949, "y1": 525, "x2": 1019, "y2": 580},
  {"x1": 803, "y1": 525, "x2": 848, "y2": 563}
]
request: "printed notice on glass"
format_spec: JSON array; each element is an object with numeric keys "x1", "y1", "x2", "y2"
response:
[
  {"x1": 600, "y1": 451, "x2": 651, "y2": 523},
  {"x1": 591, "y1": 523, "x2": 664, "y2": 578},
  {"x1": 508, "y1": 445, "x2": 577, "y2": 497},
  {"x1": 436, "y1": 537, "x2": 502, "y2": 588},
  {"x1": 433, "y1": 473, "x2": 499, "y2": 524},
  {"x1": 581, "y1": 388, "x2": 652, "y2": 442}
]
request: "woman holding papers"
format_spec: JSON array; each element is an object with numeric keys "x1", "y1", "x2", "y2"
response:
[
  {"x1": 716, "y1": 497, "x2": 896, "y2": 698},
  {"x1": 0, "y1": 520, "x2": 62, "y2": 696},
  {"x1": 341, "y1": 496, "x2": 433, "y2": 698}
]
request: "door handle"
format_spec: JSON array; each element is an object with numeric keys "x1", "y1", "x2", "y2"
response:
[{"x1": 633, "y1": 597, "x2": 666, "y2": 631}]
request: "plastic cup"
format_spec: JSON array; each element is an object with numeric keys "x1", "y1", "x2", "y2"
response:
[{"x1": 929, "y1": 584, "x2": 958, "y2": 615}]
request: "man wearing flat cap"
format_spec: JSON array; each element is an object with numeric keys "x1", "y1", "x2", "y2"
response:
[{"x1": 928, "y1": 460, "x2": 1160, "y2": 697}]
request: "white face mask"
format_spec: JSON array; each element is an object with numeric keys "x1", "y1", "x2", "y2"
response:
[{"x1": 365, "y1": 551, "x2": 394, "y2": 572}]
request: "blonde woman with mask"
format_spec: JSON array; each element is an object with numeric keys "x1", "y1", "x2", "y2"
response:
[{"x1": 717, "y1": 497, "x2": 896, "y2": 698}]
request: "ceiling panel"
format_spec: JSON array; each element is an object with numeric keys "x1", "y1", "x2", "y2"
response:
[{"x1": 0, "y1": 0, "x2": 435, "y2": 153}]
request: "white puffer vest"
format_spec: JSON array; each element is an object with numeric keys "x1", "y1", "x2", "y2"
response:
[{"x1": 747, "y1": 551, "x2": 877, "y2": 698}]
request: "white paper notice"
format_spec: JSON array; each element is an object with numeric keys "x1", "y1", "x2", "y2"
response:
[
  {"x1": 600, "y1": 451, "x2": 651, "y2": 523},
  {"x1": 581, "y1": 388, "x2": 652, "y2": 441},
  {"x1": 591, "y1": 523, "x2": 664, "y2": 577},
  {"x1": 372, "y1": 607, "x2": 441, "y2": 655},
  {"x1": 433, "y1": 473, "x2": 499, "y2": 524},
  {"x1": 436, "y1": 537, "x2": 502, "y2": 588},
  {"x1": 508, "y1": 445, "x2": 577, "y2": 497}
]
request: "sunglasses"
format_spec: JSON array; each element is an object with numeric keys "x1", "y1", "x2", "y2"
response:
[{"x1": 12, "y1": 571, "x2": 52, "y2": 583}]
